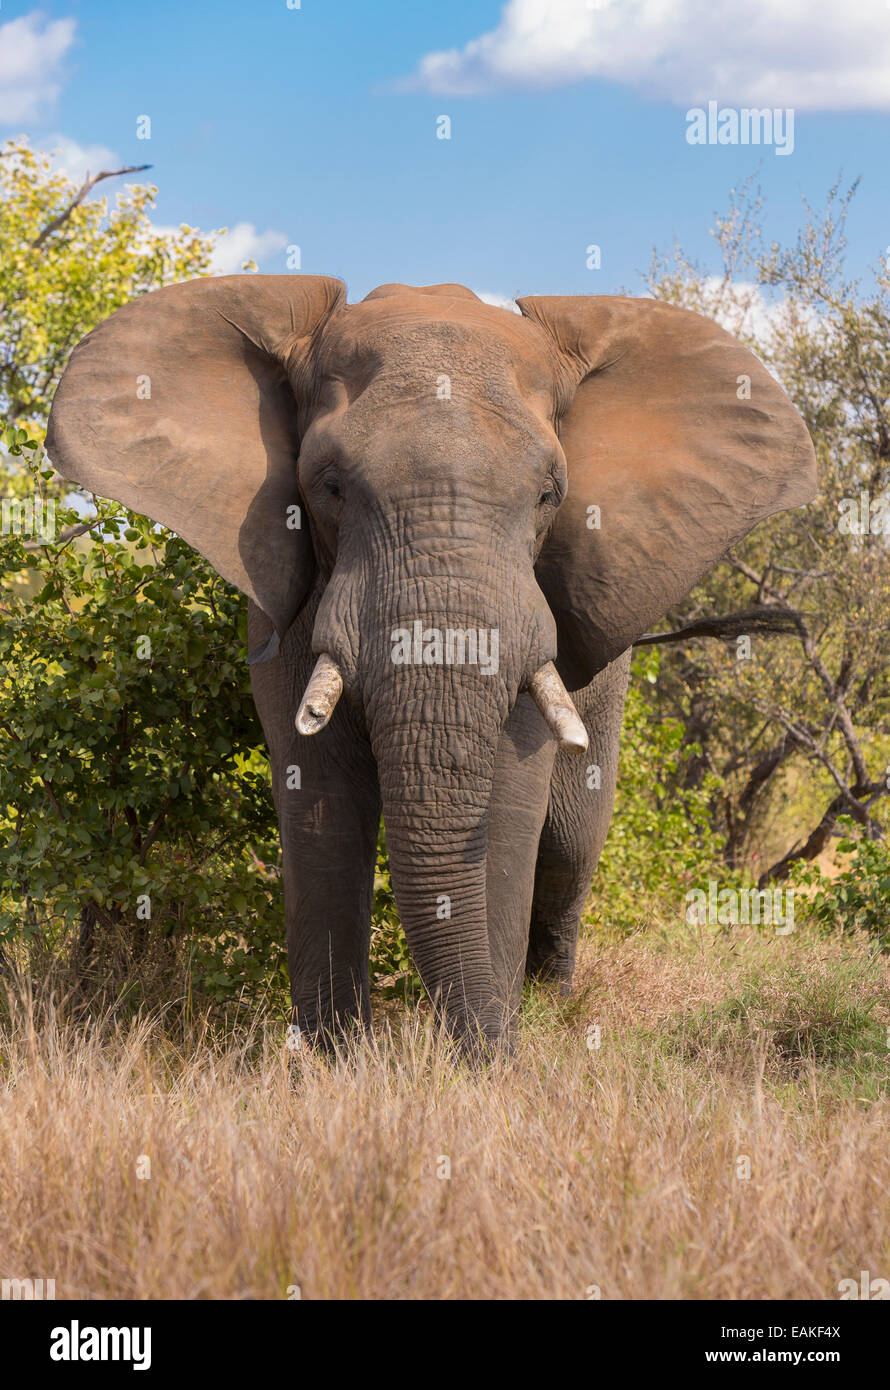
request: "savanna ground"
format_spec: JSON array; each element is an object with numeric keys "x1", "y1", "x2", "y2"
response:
[{"x1": 2, "y1": 911, "x2": 887, "y2": 1300}]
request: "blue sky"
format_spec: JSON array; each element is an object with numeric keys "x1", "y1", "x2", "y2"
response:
[{"x1": 1, "y1": 0, "x2": 888, "y2": 302}]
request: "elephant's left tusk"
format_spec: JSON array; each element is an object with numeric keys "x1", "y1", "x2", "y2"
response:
[
  {"x1": 528, "y1": 661, "x2": 588, "y2": 755},
  {"x1": 295, "y1": 653, "x2": 343, "y2": 735}
]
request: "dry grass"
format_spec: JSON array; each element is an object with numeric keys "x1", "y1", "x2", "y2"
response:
[{"x1": 1, "y1": 919, "x2": 889, "y2": 1300}]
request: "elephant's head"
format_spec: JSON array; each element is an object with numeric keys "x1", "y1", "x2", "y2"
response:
[{"x1": 46, "y1": 275, "x2": 816, "y2": 1047}]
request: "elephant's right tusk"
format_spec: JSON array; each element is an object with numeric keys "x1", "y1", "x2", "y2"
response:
[
  {"x1": 528, "y1": 661, "x2": 588, "y2": 755},
  {"x1": 295, "y1": 653, "x2": 343, "y2": 735}
]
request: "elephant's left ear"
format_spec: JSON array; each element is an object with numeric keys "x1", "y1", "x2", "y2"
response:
[
  {"x1": 46, "y1": 274, "x2": 345, "y2": 649},
  {"x1": 517, "y1": 295, "x2": 817, "y2": 690}
]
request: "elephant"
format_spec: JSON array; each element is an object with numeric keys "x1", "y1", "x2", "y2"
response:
[{"x1": 45, "y1": 276, "x2": 816, "y2": 1056}]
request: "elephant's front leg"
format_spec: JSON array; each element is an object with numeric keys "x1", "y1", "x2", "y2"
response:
[
  {"x1": 277, "y1": 717, "x2": 380, "y2": 1045},
  {"x1": 248, "y1": 602, "x2": 381, "y2": 1047},
  {"x1": 526, "y1": 650, "x2": 631, "y2": 988}
]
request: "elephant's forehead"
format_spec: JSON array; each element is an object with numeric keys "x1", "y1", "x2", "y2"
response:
[{"x1": 319, "y1": 296, "x2": 548, "y2": 388}]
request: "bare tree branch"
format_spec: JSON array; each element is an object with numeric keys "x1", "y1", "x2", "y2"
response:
[
  {"x1": 760, "y1": 794, "x2": 847, "y2": 886},
  {"x1": 22, "y1": 520, "x2": 100, "y2": 552},
  {"x1": 634, "y1": 605, "x2": 802, "y2": 648},
  {"x1": 30, "y1": 164, "x2": 153, "y2": 250}
]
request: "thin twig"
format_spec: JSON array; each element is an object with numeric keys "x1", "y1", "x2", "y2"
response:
[{"x1": 30, "y1": 164, "x2": 153, "y2": 249}]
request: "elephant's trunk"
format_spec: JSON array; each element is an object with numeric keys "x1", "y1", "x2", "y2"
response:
[
  {"x1": 371, "y1": 688, "x2": 502, "y2": 1049},
  {"x1": 297, "y1": 506, "x2": 582, "y2": 1053}
]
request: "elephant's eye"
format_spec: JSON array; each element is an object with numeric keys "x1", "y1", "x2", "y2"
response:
[
  {"x1": 538, "y1": 465, "x2": 566, "y2": 509},
  {"x1": 322, "y1": 478, "x2": 341, "y2": 498}
]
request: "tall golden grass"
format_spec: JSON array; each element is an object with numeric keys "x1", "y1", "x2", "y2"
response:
[{"x1": 1, "y1": 919, "x2": 888, "y2": 1300}]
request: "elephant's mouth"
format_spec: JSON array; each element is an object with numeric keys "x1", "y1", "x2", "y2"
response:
[{"x1": 294, "y1": 651, "x2": 588, "y2": 753}]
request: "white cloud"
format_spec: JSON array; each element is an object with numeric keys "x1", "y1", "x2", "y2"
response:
[
  {"x1": 145, "y1": 223, "x2": 190, "y2": 243},
  {"x1": 133, "y1": 221, "x2": 289, "y2": 276},
  {"x1": 210, "y1": 222, "x2": 289, "y2": 274},
  {"x1": 696, "y1": 278, "x2": 784, "y2": 345},
  {"x1": 474, "y1": 291, "x2": 521, "y2": 312},
  {"x1": 0, "y1": 11, "x2": 77, "y2": 123},
  {"x1": 47, "y1": 135, "x2": 120, "y2": 184},
  {"x1": 408, "y1": 0, "x2": 890, "y2": 109}
]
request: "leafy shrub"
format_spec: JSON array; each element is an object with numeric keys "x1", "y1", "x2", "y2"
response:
[
  {"x1": 0, "y1": 430, "x2": 286, "y2": 1009},
  {"x1": 791, "y1": 818, "x2": 890, "y2": 948},
  {"x1": 0, "y1": 140, "x2": 294, "y2": 1010},
  {"x1": 589, "y1": 649, "x2": 732, "y2": 933}
]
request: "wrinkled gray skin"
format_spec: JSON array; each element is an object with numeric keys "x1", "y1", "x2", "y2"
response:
[{"x1": 46, "y1": 276, "x2": 817, "y2": 1059}]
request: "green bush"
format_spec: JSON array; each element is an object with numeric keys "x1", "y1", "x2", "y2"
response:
[
  {"x1": 589, "y1": 649, "x2": 732, "y2": 934},
  {"x1": 0, "y1": 430, "x2": 286, "y2": 1009},
  {"x1": 0, "y1": 140, "x2": 294, "y2": 1011},
  {"x1": 791, "y1": 818, "x2": 890, "y2": 948}
]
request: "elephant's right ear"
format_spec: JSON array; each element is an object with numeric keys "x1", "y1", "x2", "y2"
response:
[
  {"x1": 518, "y1": 294, "x2": 818, "y2": 690},
  {"x1": 46, "y1": 274, "x2": 345, "y2": 650}
]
